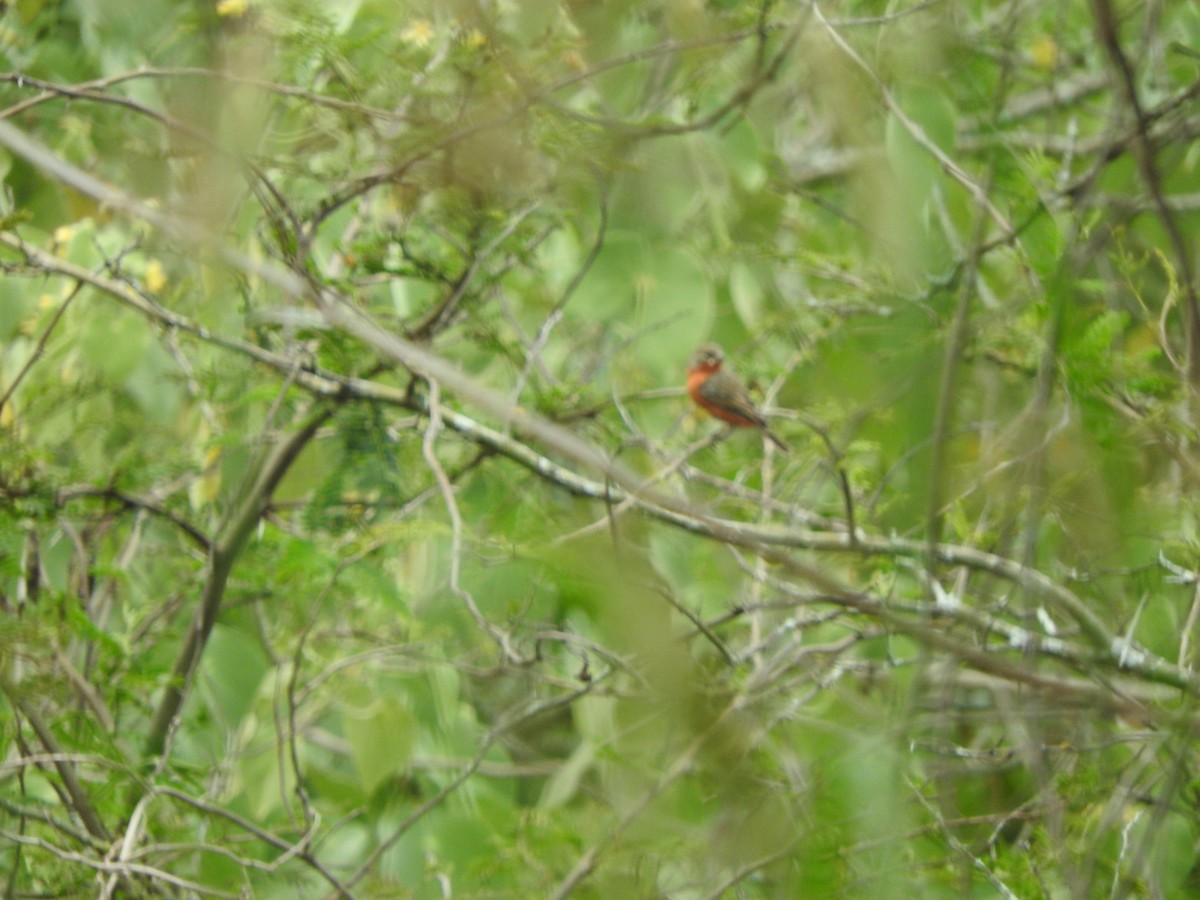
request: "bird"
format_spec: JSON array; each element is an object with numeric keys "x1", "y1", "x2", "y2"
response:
[{"x1": 686, "y1": 342, "x2": 788, "y2": 452}]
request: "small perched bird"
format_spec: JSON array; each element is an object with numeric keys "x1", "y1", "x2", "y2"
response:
[{"x1": 686, "y1": 342, "x2": 788, "y2": 452}]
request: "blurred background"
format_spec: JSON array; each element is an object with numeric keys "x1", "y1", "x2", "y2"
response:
[{"x1": 2, "y1": 0, "x2": 1199, "y2": 896}]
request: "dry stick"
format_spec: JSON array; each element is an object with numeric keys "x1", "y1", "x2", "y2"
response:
[
  {"x1": 813, "y1": 1, "x2": 1007, "y2": 557},
  {"x1": 0, "y1": 686, "x2": 110, "y2": 842},
  {"x1": 1, "y1": 74, "x2": 299, "y2": 240},
  {"x1": 746, "y1": 352, "x2": 799, "y2": 665},
  {"x1": 0, "y1": 232, "x2": 309, "y2": 387},
  {"x1": 796, "y1": 413, "x2": 857, "y2": 542},
  {"x1": 0, "y1": 785, "x2": 105, "y2": 851},
  {"x1": 16, "y1": 250, "x2": 1148, "y2": 686},
  {"x1": 555, "y1": 631, "x2": 1159, "y2": 895},
  {"x1": 56, "y1": 487, "x2": 212, "y2": 553},
  {"x1": 1180, "y1": 580, "x2": 1200, "y2": 671},
  {"x1": 142, "y1": 405, "x2": 334, "y2": 761},
  {"x1": 282, "y1": 570, "x2": 355, "y2": 835},
  {"x1": 423, "y1": 379, "x2": 522, "y2": 662},
  {"x1": 549, "y1": 700, "x2": 738, "y2": 900},
  {"x1": 0, "y1": 220, "x2": 1150, "y2": 685},
  {"x1": 1091, "y1": 0, "x2": 1200, "y2": 387},
  {"x1": 0, "y1": 279, "x2": 82, "y2": 415},
  {"x1": 511, "y1": 191, "x2": 609, "y2": 404},
  {"x1": 409, "y1": 202, "x2": 540, "y2": 340},
  {"x1": 1, "y1": 831, "x2": 236, "y2": 898},
  {"x1": 1122, "y1": 717, "x2": 1200, "y2": 895},
  {"x1": 699, "y1": 841, "x2": 804, "y2": 900},
  {"x1": 650, "y1": 583, "x2": 736, "y2": 667},
  {"x1": 157, "y1": 787, "x2": 351, "y2": 897},
  {"x1": 550, "y1": 430, "x2": 725, "y2": 546},
  {"x1": 50, "y1": 649, "x2": 116, "y2": 735},
  {"x1": 345, "y1": 682, "x2": 597, "y2": 891},
  {"x1": 907, "y1": 777, "x2": 1022, "y2": 899},
  {"x1": 0, "y1": 119, "x2": 1188, "y2": 702},
  {"x1": 813, "y1": 3, "x2": 1013, "y2": 238},
  {"x1": 4, "y1": 51, "x2": 1166, "y2": 897},
  {"x1": 0, "y1": 68, "x2": 396, "y2": 122},
  {"x1": 0, "y1": 119, "x2": 310, "y2": 304}
]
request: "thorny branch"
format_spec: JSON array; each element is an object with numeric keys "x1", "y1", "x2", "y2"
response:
[
  {"x1": 3, "y1": 4, "x2": 1200, "y2": 893},
  {"x1": 1090, "y1": 0, "x2": 1200, "y2": 387}
]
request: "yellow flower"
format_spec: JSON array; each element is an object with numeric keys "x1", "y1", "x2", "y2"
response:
[
  {"x1": 144, "y1": 260, "x2": 167, "y2": 294},
  {"x1": 564, "y1": 49, "x2": 588, "y2": 74},
  {"x1": 463, "y1": 28, "x2": 486, "y2": 48},
  {"x1": 402, "y1": 18, "x2": 435, "y2": 48},
  {"x1": 1030, "y1": 36, "x2": 1059, "y2": 72},
  {"x1": 216, "y1": 0, "x2": 249, "y2": 18},
  {"x1": 53, "y1": 225, "x2": 74, "y2": 245},
  {"x1": 191, "y1": 446, "x2": 223, "y2": 508}
]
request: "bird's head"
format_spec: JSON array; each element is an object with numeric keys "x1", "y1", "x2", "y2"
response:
[{"x1": 689, "y1": 343, "x2": 725, "y2": 372}]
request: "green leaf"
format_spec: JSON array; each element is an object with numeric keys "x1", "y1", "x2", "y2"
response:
[
  {"x1": 729, "y1": 262, "x2": 764, "y2": 331},
  {"x1": 719, "y1": 118, "x2": 766, "y2": 191},
  {"x1": 635, "y1": 245, "x2": 713, "y2": 381},
  {"x1": 539, "y1": 740, "x2": 595, "y2": 809},
  {"x1": 200, "y1": 625, "x2": 269, "y2": 729},
  {"x1": 570, "y1": 232, "x2": 646, "y2": 321},
  {"x1": 341, "y1": 694, "x2": 418, "y2": 795}
]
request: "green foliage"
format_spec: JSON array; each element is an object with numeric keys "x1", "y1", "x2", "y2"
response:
[{"x1": 2, "y1": 0, "x2": 1200, "y2": 897}]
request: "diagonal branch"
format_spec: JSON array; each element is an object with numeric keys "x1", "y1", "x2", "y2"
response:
[
  {"x1": 1, "y1": 683, "x2": 111, "y2": 841},
  {"x1": 1091, "y1": 0, "x2": 1200, "y2": 387},
  {"x1": 813, "y1": 3, "x2": 1014, "y2": 238},
  {"x1": 1, "y1": 113, "x2": 1191, "y2": 722},
  {"x1": 142, "y1": 404, "x2": 334, "y2": 761}
]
